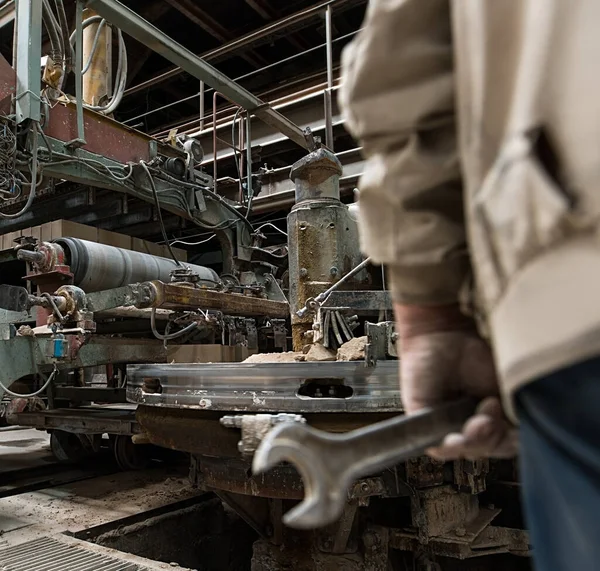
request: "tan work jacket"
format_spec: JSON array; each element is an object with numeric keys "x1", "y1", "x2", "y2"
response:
[{"x1": 340, "y1": 0, "x2": 600, "y2": 416}]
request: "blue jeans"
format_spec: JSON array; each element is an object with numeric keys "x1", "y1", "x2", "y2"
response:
[{"x1": 516, "y1": 356, "x2": 600, "y2": 571}]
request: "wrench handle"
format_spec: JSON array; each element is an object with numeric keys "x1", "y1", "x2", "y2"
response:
[{"x1": 340, "y1": 397, "x2": 479, "y2": 481}]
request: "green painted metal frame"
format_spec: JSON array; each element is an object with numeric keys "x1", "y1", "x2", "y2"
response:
[{"x1": 14, "y1": 0, "x2": 42, "y2": 123}]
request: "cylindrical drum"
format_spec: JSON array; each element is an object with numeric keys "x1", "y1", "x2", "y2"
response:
[{"x1": 54, "y1": 238, "x2": 219, "y2": 292}]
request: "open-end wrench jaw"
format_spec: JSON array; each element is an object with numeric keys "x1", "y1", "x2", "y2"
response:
[
  {"x1": 253, "y1": 398, "x2": 479, "y2": 530},
  {"x1": 252, "y1": 422, "x2": 351, "y2": 529}
]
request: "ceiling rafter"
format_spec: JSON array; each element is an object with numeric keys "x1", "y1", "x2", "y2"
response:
[{"x1": 163, "y1": 0, "x2": 269, "y2": 69}]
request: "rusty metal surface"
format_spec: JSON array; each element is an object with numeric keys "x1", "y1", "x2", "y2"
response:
[
  {"x1": 0, "y1": 53, "x2": 15, "y2": 114},
  {"x1": 193, "y1": 455, "x2": 305, "y2": 500},
  {"x1": 405, "y1": 456, "x2": 446, "y2": 488},
  {"x1": 136, "y1": 405, "x2": 401, "y2": 459},
  {"x1": 45, "y1": 102, "x2": 152, "y2": 164},
  {"x1": 136, "y1": 405, "x2": 241, "y2": 457},
  {"x1": 390, "y1": 525, "x2": 530, "y2": 559},
  {"x1": 9, "y1": 406, "x2": 139, "y2": 435},
  {"x1": 287, "y1": 203, "x2": 364, "y2": 349},
  {"x1": 148, "y1": 281, "x2": 289, "y2": 318}
]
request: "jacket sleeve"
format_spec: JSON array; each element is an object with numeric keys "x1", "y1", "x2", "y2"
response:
[{"x1": 339, "y1": 0, "x2": 469, "y2": 305}]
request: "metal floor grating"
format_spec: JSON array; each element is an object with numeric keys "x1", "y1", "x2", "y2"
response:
[{"x1": 0, "y1": 536, "x2": 149, "y2": 571}]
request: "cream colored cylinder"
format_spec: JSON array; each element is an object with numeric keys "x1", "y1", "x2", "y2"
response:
[{"x1": 82, "y1": 8, "x2": 112, "y2": 106}]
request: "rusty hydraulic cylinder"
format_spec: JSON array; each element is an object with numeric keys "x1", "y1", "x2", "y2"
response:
[{"x1": 287, "y1": 148, "x2": 363, "y2": 350}]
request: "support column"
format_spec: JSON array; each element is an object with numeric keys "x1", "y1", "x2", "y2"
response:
[{"x1": 15, "y1": 0, "x2": 42, "y2": 123}]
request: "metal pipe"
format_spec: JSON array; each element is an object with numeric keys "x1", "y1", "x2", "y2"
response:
[
  {"x1": 11, "y1": 0, "x2": 17, "y2": 69},
  {"x1": 16, "y1": 249, "x2": 45, "y2": 264},
  {"x1": 212, "y1": 91, "x2": 219, "y2": 194},
  {"x1": 199, "y1": 81, "x2": 205, "y2": 130},
  {"x1": 246, "y1": 111, "x2": 253, "y2": 214},
  {"x1": 86, "y1": 0, "x2": 308, "y2": 149},
  {"x1": 72, "y1": 0, "x2": 86, "y2": 145},
  {"x1": 124, "y1": 28, "x2": 359, "y2": 128},
  {"x1": 124, "y1": 0, "x2": 365, "y2": 98},
  {"x1": 238, "y1": 112, "x2": 245, "y2": 203},
  {"x1": 212, "y1": 91, "x2": 246, "y2": 195},
  {"x1": 324, "y1": 4, "x2": 334, "y2": 151}
]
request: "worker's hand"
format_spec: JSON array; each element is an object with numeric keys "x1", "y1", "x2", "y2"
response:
[{"x1": 395, "y1": 304, "x2": 518, "y2": 460}]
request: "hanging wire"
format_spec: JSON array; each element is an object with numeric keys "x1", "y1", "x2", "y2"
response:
[
  {"x1": 0, "y1": 123, "x2": 40, "y2": 219},
  {"x1": 150, "y1": 308, "x2": 198, "y2": 341},
  {"x1": 69, "y1": 16, "x2": 128, "y2": 115},
  {"x1": 140, "y1": 161, "x2": 182, "y2": 266},
  {"x1": 255, "y1": 222, "x2": 288, "y2": 237},
  {"x1": 169, "y1": 234, "x2": 217, "y2": 247},
  {"x1": 0, "y1": 364, "x2": 58, "y2": 398},
  {"x1": 41, "y1": 292, "x2": 65, "y2": 323}
]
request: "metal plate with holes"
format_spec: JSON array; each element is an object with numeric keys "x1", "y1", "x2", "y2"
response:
[
  {"x1": 0, "y1": 536, "x2": 149, "y2": 571},
  {"x1": 127, "y1": 361, "x2": 401, "y2": 413}
]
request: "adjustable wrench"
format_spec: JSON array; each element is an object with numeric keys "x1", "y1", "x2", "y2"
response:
[{"x1": 252, "y1": 398, "x2": 477, "y2": 529}]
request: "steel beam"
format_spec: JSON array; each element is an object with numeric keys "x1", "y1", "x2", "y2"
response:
[
  {"x1": 14, "y1": 0, "x2": 42, "y2": 123},
  {"x1": 164, "y1": 0, "x2": 267, "y2": 68},
  {"x1": 85, "y1": 0, "x2": 308, "y2": 149},
  {"x1": 124, "y1": 0, "x2": 366, "y2": 97}
]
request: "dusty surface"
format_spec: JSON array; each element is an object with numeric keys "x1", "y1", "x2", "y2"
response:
[
  {"x1": 0, "y1": 427, "x2": 53, "y2": 473},
  {"x1": 305, "y1": 343, "x2": 336, "y2": 362},
  {"x1": 243, "y1": 351, "x2": 303, "y2": 363},
  {"x1": 0, "y1": 466, "x2": 200, "y2": 548},
  {"x1": 337, "y1": 336, "x2": 368, "y2": 361}
]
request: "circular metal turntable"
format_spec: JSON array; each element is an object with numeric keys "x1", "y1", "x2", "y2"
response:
[{"x1": 127, "y1": 361, "x2": 401, "y2": 413}]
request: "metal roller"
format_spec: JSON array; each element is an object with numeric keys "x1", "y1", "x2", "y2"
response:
[{"x1": 54, "y1": 238, "x2": 219, "y2": 292}]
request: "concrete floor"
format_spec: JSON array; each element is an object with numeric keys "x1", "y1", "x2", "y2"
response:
[
  {"x1": 0, "y1": 426, "x2": 202, "y2": 570},
  {"x1": 0, "y1": 427, "x2": 54, "y2": 472}
]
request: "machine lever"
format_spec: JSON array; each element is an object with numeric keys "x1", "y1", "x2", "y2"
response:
[{"x1": 252, "y1": 397, "x2": 477, "y2": 529}]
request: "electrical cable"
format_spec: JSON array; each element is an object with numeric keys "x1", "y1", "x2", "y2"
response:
[
  {"x1": 41, "y1": 292, "x2": 65, "y2": 323},
  {"x1": 36, "y1": 120, "x2": 54, "y2": 161},
  {"x1": 150, "y1": 308, "x2": 198, "y2": 341},
  {"x1": 81, "y1": 19, "x2": 107, "y2": 75},
  {"x1": 144, "y1": 164, "x2": 250, "y2": 231},
  {"x1": 255, "y1": 222, "x2": 288, "y2": 237},
  {"x1": 53, "y1": 0, "x2": 73, "y2": 74},
  {"x1": 203, "y1": 189, "x2": 254, "y2": 232},
  {"x1": 169, "y1": 234, "x2": 217, "y2": 247},
  {"x1": 69, "y1": 16, "x2": 128, "y2": 115},
  {"x1": 0, "y1": 365, "x2": 58, "y2": 398},
  {"x1": 140, "y1": 161, "x2": 182, "y2": 266},
  {"x1": 0, "y1": 123, "x2": 39, "y2": 219},
  {"x1": 42, "y1": 0, "x2": 63, "y2": 62}
]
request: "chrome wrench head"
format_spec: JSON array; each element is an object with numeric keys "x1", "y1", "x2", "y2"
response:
[
  {"x1": 252, "y1": 421, "x2": 352, "y2": 529},
  {"x1": 252, "y1": 397, "x2": 478, "y2": 529}
]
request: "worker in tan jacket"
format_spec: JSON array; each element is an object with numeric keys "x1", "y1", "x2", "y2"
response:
[{"x1": 340, "y1": 1, "x2": 600, "y2": 569}]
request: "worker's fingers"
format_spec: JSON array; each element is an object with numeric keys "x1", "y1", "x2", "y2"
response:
[{"x1": 426, "y1": 397, "x2": 518, "y2": 460}]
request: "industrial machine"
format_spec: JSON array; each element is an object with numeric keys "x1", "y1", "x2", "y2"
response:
[{"x1": 0, "y1": 1, "x2": 530, "y2": 569}]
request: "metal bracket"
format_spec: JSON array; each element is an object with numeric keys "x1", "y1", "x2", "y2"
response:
[
  {"x1": 365, "y1": 321, "x2": 397, "y2": 366},
  {"x1": 221, "y1": 413, "x2": 306, "y2": 458}
]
